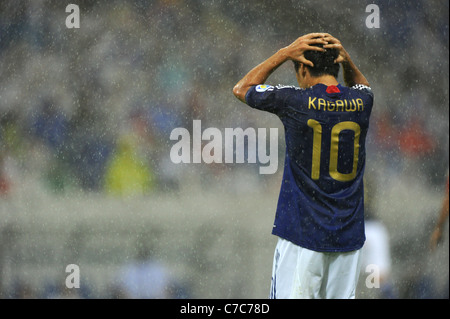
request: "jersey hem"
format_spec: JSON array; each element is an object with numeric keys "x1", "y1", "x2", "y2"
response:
[{"x1": 272, "y1": 231, "x2": 364, "y2": 253}]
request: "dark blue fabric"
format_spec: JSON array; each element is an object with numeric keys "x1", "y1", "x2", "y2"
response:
[{"x1": 245, "y1": 83, "x2": 374, "y2": 252}]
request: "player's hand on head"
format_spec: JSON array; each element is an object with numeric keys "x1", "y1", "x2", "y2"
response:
[
  {"x1": 282, "y1": 33, "x2": 328, "y2": 67},
  {"x1": 322, "y1": 35, "x2": 350, "y2": 64}
]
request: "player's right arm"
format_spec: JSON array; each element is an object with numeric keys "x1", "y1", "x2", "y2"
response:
[
  {"x1": 323, "y1": 35, "x2": 370, "y2": 87},
  {"x1": 233, "y1": 33, "x2": 328, "y2": 103},
  {"x1": 430, "y1": 176, "x2": 449, "y2": 251}
]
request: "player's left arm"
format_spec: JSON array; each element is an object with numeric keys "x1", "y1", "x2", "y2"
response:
[
  {"x1": 323, "y1": 35, "x2": 370, "y2": 87},
  {"x1": 233, "y1": 33, "x2": 328, "y2": 103}
]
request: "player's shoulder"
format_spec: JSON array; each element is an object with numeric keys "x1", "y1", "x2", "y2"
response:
[
  {"x1": 349, "y1": 84, "x2": 373, "y2": 98},
  {"x1": 245, "y1": 84, "x2": 304, "y2": 112},
  {"x1": 350, "y1": 84, "x2": 372, "y2": 91},
  {"x1": 274, "y1": 84, "x2": 305, "y2": 91},
  {"x1": 273, "y1": 84, "x2": 308, "y2": 100},
  {"x1": 253, "y1": 84, "x2": 305, "y2": 93}
]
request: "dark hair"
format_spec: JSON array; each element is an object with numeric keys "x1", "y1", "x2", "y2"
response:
[{"x1": 293, "y1": 43, "x2": 340, "y2": 78}]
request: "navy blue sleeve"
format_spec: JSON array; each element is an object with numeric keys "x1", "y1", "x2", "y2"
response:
[
  {"x1": 245, "y1": 84, "x2": 297, "y2": 115},
  {"x1": 350, "y1": 84, "x2": 374, "y2": 101}
]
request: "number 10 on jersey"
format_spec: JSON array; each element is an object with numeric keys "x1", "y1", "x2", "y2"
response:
[{"x1": 307, "y1": 119, "x2": 361, "y2": 182}]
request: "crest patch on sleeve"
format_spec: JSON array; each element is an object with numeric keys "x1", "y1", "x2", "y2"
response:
[{"x1": 256, "y1": 84, "x2": 274, "y2": 92}]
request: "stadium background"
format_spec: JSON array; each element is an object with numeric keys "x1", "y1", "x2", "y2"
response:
[{"x1": 0, "y1": 0, "x2": 448, "y2": 298}]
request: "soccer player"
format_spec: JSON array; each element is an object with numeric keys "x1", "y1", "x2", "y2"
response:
[{"x1": 233, "y1": 33, "x2": 374, "y2": 299}]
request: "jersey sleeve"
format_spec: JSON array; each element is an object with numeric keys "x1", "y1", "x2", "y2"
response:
[
  {"x1": 245, "y1": 84, "x2": 295, "y2": 115},
  {"x1": 351, "y1": 84, "x2": 374, "y2": 100}
]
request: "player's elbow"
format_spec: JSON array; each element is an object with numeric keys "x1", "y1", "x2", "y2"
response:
[
  {"x1": 233, "y1": 83, "x2": 247, "y2": 102},
  {"x1": 232, "y1": 83, "x2": 242, "y2": 98}
]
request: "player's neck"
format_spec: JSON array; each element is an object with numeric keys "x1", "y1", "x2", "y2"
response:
[{"x1": 306, "y1": 75, "x2": 339, "y2": 88}]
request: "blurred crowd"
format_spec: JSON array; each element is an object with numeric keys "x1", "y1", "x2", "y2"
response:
[
  {"x1": 1, "y1": 0, "x2": 448, "y2": 197},
  {"x1": 0, "y1": 0, "x2": 448, "y2": 298}
]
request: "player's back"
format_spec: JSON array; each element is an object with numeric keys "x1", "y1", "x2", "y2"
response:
[
  {"x1": 245, "y1": 82, "x2": 374, "y2": 251},
  {"x1": 281, "y1": 83, "x2": 373, "y2": 194}
]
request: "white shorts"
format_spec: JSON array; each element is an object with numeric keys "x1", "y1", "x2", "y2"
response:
[{"x1": 269, "y1": 238, "x2": 362, "y2": 299}]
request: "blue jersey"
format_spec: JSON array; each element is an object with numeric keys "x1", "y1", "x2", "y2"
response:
[{"x1": 246, "y1": 83, "x2": 374, "y2": 252}]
